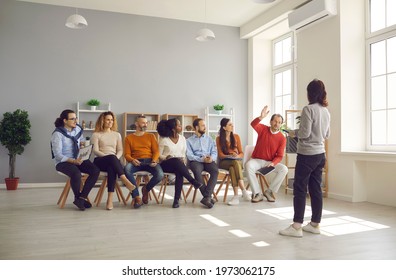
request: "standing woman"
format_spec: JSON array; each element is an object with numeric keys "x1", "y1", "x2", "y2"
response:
[
  {"x1": 157, "y1": 118, "x2": 204, "y2": 208},
  {"x1": 279, "y1": 79, "x2": 330, "y2": 237},
  {"x1": 216, "y1": 118, "x2": 250, "y2": 206},
  {"x1": 51, "y1": 109, "x2": 100, "y2": 210},
  {"x1": 91, "y1": 111, "x2": 136, "y2": 210}
]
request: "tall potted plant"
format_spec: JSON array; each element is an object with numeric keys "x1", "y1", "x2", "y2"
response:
[{"x1": 0, "y1": 109, "x2": 32, "y2": 190}]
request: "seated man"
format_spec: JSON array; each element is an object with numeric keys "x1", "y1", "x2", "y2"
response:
[
  {"x1": 186, "y1": 118, "x2": 218, "y2": 208},
  {"x1": 51, "y1": 109, "x2": 100, "y2": 211},
  {"x1": 124, "y1": 115, "x2": 164, "y2": 208},
  {"x1": 245, "y1": 105, "x2": 288, "y2": 202}
]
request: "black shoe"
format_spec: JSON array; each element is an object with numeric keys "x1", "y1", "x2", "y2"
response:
[
  {"x1": 172, "y1": 201, "x2": 180, "y2": 208},
  {"x1": 73, "y1": 198, "x2": 86, "y2": 211},
  {"x1": 200, "y1": 197, "x2": 213, "y2": 209},
  {"x1": 83, "y1": 199, "x2": 92, "y2": 209},
  {"x1": 210, "y1": 198, "x2": 216, "y2": 204}
]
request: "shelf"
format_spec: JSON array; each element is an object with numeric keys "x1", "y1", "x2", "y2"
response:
[
  {"x1": 123, "y1": 112, "x2": 160, "y2": 139},
  {"x1": 76, "y1": 102, "x2": 111, "y2": 135},
  {"x1": 162, "y1": 113, "x2": 199, "y2": 138},
  {"x1": 205, "y1": 107, "x2": 235, "y2": 139}
]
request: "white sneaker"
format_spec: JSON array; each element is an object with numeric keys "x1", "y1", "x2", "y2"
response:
[
  {"x1": 302, "y1": 222, "x2": 321, "y2": 234},
  {"x1": 227, "y1": 196, "x2": 239, "y2": 206},
  {"x1": 263, "y1": 189, "x2": 275, "y2": 202},
  {"x1": 241, "y1": 190, "x2": 251, "y2": 201},
  {"x1": 279, "y1": 225, "x2": 303, "y2": 238}
]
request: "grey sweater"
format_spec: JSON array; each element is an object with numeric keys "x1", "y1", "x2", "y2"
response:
[{"x1": 296, "y1": 103, "x2": 330, "y2": 155}]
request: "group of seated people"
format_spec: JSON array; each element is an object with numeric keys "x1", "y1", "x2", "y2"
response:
[{"x1": 50, "y1": 106, "x2": 288, "y2": 211}]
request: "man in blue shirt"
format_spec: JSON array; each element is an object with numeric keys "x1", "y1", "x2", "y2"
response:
[
  {"x1": 186, "y1": 118, "x2": 219, "y2": 208},
  {"x1": 51, "y1": 109, "x2": 100, "y2": 210}
]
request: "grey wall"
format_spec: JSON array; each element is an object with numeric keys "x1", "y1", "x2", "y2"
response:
[{"x1": 0, "y1": 0, "x2": 248, "y2": 184}]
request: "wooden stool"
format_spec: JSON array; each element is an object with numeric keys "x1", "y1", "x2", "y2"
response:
[
  {"x1": 94, "y1": 171, "x2": 127, "y2": 207},
  {"x1": 57, "y1": 172, "x2": 88, "y2": 209}
]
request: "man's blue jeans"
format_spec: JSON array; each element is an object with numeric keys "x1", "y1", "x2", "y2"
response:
[{"x1": 124, "y1": 158, "x2": 164, "y2": 198}]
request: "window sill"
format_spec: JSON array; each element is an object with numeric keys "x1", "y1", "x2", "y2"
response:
[{"x1": 340, "y1": 150, "x2": 396, "y2": 162}]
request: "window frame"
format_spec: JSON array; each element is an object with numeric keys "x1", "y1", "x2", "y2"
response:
[
  {"x1": 272, "y1": 32, "x2": 296, "y2": 118},
  {"x1": 366, "y1": 0, "x2": 396, "y2": 151}
]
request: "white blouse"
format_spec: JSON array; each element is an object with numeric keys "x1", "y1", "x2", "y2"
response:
[{"x1": 158, "y1": 135, "x2": 187, "y2": 162}]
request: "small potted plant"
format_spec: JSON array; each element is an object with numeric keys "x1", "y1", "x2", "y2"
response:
[
  {"x1": 0, "y1": 109, "x2": 32, "y2": 190},
  {"x1": 213, "y1": 104, "x2": 224, "y2": 115},
  {"x1": 87, "y1": 99, "x2": 100, "y2": 111}
]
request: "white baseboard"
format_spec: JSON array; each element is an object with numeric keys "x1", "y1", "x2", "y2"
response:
[{"x1": 0, "y1": 182, "x2": 65, "y2": 189}]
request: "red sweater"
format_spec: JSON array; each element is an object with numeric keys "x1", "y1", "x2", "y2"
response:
[{"x1": 251, "y1": 117, "x2": 286, "y2": 165}]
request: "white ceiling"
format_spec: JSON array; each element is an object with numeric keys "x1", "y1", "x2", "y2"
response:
[{"x1": 19, "y1": 0, "x2": 281, "y2": 27}]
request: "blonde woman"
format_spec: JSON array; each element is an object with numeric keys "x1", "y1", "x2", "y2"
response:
[{"x1": 91, "y1": 111, "x2": 136, "y2": 210}]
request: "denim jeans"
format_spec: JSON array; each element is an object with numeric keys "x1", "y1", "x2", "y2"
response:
[
  {"x1": 124, "y1": 158, "x2": 164, "y2": 198},
  {"x1": 293, "y1": 153, "x2": 326, "y2": 224}
]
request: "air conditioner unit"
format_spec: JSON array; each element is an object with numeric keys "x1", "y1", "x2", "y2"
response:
[{"x1": 288, "y1": 0, "x2": 337, "y2": 31}]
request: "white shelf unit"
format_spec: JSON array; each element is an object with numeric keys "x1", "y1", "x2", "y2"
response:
[
  {"x1": 204, "y1": 107, "x2": 234, "y2": 139},
  {"x1": 76, "y1": 102, "x2": 111, "y2": 132}
]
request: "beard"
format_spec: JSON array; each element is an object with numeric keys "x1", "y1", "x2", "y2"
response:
[{"x1": 198, "y1": 129, "x2": 206, "y2": 135}]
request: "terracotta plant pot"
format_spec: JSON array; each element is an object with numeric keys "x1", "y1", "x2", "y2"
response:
[{"x1": 5, "y1": 177, "x2": 19, "y2": 190}]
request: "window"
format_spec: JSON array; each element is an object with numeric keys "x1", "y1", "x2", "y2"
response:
[
  {"x1": 368, "y1": 0, "x2": 396, "y2": 150},
  {"x1": 273, "y1": 33, "x2": 295, "y2": 118}
]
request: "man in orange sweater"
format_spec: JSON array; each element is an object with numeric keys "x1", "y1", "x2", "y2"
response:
[
  {"x1": 124, "y1": 115, "x2": 164, "y2": 208},
  {"x1": 245, "y1": 105, "x2": 288, "y2": 203}
]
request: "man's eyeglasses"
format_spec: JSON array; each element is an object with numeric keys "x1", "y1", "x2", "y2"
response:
[{"x1": 68, "y1": 118, "x2": 78, "y2": 121}]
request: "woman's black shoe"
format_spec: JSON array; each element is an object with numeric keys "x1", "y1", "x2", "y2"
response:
[{"x1": 172, "y1": 201, "x2": 180, "y2": 208}]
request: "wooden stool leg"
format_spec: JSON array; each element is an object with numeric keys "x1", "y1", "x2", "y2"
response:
[
  {"x1": 115, "y1": 181, "x2": 127, "y2": 205},
  {"x1": 58, "y1": 179, "x2": 71, "y2": 209},
  {"x1": 95, "y1": 178, "x2": 107, "y2": 207}
]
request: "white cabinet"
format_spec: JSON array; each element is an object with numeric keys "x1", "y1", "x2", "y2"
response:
[
  {"x1": 76, "y1": 102, "x2": 111, "y2": 132},
  {"x1": 204, "y1": 107, "x2": 234, "y2": 139}
]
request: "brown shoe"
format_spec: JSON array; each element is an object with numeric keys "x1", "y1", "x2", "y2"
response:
[
  {"x1": 133, "y1": 196, "x2": 143, "y2": 209},
  {"x1": 142, "y1": 186, "x2": 149, "y2": 204}
]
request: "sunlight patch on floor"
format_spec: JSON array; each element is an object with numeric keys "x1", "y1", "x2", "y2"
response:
[
  {"x1": 229, "y1": 229, "x2": 251, "y2": 238},
  {"x1": 200, "y1": 214, "x2": 230, "y2": 227}
]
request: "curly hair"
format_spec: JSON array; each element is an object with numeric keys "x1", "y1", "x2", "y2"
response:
[
  {"x1": 157, "y1": 118, "x2": 177, "y2": 138},
  {"x1": 94, "y1": 111, "x2": 118, "y2": 132}
]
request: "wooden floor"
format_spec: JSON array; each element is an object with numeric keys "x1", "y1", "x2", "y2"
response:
[{"x1": 0, "y1": 184, "x2": 395, "y2": 260}]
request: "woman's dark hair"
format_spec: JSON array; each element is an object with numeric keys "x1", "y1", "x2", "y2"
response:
[
  {"x1": 218, "y1": 118, "x2": 236, "y2": 155},
  {"x1": 157, "y1": 118, "x2": 177, "y2": 137},
  {"x1": 307, "y1": 79, "x2": 329, "y2": 107},
  {"x1": 54, "y1": 109, "x2": 74, "y2": 128}
]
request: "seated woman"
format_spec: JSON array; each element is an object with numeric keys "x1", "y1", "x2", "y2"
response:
[
  {"x1": 157, "y1": 118, "x2": 204, "y2": 208},
  {"x1": 216, "y1": 118, "x2": 250, "y2": 206},
  {"x1": 91, "y1": 111, "x2": 136, "y2": 210}
]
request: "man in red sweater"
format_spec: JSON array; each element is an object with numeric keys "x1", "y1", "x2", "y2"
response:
[{"x1": 245, "y1": 105, "x2": 288, "y2": 202}]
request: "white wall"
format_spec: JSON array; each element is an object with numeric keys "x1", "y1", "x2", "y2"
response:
[
  {"x1": 0, "y1": 0, "x2": 248, "y2": 184},
  {"x1": 246, "y1": 0, "x2": 396, "y2": 207}
]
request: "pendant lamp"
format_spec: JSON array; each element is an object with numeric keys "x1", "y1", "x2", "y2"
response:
[
  {"x1": 196, "y1": 0, "x2": 215, "y2": 42},
  {"x1": 66, "y1": 8, "x2": 88, "y2": 29}
]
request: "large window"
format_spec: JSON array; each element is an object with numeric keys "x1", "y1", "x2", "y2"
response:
[
  {"x1": 273, "y1": 33, "x2": 295, "y2": 118},
  {"x1": 368, "y1": 0, "x2": 396, "y2": 150}
]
